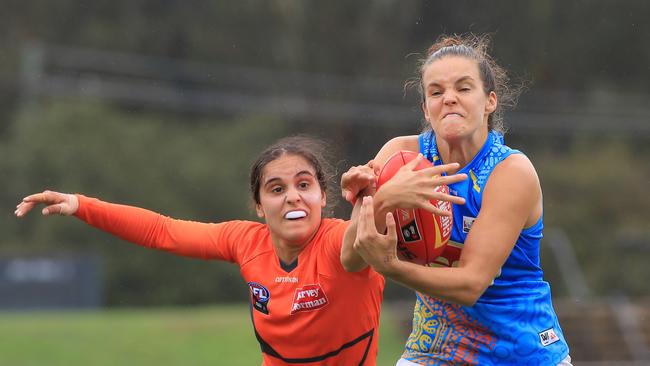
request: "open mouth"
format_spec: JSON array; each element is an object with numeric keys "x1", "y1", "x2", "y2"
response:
[
  {"x1": 284, "y1": 210, "x2": 307, "y2": 220},
  {"x1": 444, "y1": 112, "x2": 463, "y2": 119}
]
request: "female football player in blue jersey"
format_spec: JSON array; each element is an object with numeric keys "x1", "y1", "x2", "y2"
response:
[{"x1": 341, "y1": 34, "x2": 572, "y2": 365}]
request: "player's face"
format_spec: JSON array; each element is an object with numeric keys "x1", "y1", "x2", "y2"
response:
[
  {"x1": 256, "y1": 154, "x2": 326, "y2": 249},
  {"x1": 421, "y1": 56, "x2": 497, "y2": 142}
]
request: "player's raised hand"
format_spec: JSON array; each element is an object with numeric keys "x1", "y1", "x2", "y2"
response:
[
  {"x1": 353, "y1": 196, "x2": 399, "y2": 275},
  {"x1": 15, "y1": 190, "x2": 79, "y2": 217},
  {"x1": 341, "y1": 160, "x2": 379, "y2": 204},
  {"x1": 378, "y1": 155, "x2": 467, "y2": 216}
]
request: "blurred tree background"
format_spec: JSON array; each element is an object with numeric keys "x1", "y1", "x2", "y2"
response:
[{"x1": 1, "y1": 0, "x2": 649, "y2": 308}]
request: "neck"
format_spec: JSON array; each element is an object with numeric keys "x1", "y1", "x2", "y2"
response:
[
  {"x1": 274, "y1": 243, "x2": 303, "y2": 265},
  {"x1": 436, "y1": 128, "x2": 489, "y2": 169},
  {"x1": 270, "y1": 223, "x2": 322, "y2": 265}
]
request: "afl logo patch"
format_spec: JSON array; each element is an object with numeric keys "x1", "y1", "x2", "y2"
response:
[{"x1": 248, "y1": 282, "x2": 270, "y2": 315}]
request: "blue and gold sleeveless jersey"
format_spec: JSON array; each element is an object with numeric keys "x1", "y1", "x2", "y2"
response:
[{"x1": 401, "y1": 131, "x2": 570, "y2": 365}]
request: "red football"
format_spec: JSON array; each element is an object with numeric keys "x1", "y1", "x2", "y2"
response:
[{"x1": 376, "y1": 151, "x2": 452, "y2": 265}]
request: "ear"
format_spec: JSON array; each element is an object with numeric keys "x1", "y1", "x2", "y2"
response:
[
  {"x1": 320, "y1": 191, "x2": 327, "y2": 208},
  {"x1": 485, "y1": 91, "x2": 497, "y2": 114},
  {"x1": 421, "y1": 101, "x2": 430, "y2": 122},
  {"x1": 255, "y1": 203, "x2": 265, "y2": 218}
]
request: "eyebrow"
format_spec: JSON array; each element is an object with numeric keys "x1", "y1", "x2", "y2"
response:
[
  {"x1": 426, "y1": 75, "x2": 475, "y2": 88},
  {"x1": 263, "y1": 171, "x2": 315, "y2": 187}
]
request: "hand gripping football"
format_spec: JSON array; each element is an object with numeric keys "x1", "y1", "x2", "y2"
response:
[{"x1": 376, "y1": 151, "x2": 453, "y2": 265}]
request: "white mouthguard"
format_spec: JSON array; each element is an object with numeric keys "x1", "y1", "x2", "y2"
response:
[{"x1": 285, "y1": 211, "x2": 307, "y2": 219}]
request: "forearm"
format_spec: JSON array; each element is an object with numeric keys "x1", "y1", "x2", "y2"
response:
[
  {"x1": 382, "y1": 260, "x2": 490, "y2": 306},
  {"x1": 341, "y1": 190, "x2": 395, "y2": 272},
  {"x1": 352, "y1": 194, "x2": 489, "y2": 305},
  {"x1": 74, "y1": 195, "x2": 218, "y2": 259},
  {"x1": 371, "y1": 188, "x2": 394, "y2": 234},
  {"x1": 341, "y1": 200, "x2": 368, "y2": 272}
]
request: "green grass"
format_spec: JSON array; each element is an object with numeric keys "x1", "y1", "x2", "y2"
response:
[{"x1": 0, "y1": 303, "x2": 407, "y2": 366}]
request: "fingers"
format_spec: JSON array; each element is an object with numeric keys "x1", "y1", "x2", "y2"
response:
[
  {"x1": 419, "y1": 163, "x2": 461, "y2": 177},
  {"x1": 413, "y1": 200, "x2": 455, "y2": 217},
  {"x1": 402, "y1": 153, "x2": 424, "y2": 171},
  {"x1": 435, "y1": 173, "x2": 468, "y2": 186},
  {"x1": 358, "y1": 196, "x2": 378, "y2": 235},
  {"x1": 14, "y1": 201, "x2": 37, "y2": 218},
  {"x1": 42, "y1": 203, "x2": 68, "y2": 216},
  {"x1": 385, "y1": 212, "x2": 397, "y2": 242},
  {"x1": 394, "y1": 159, "x2": 467, "y2": 187},
  {"x1": 15, "y1": 200, "x2": 67, "y2": 217},
  {"x1": 415, "y1": 163, "x2": 466, "y2": 182},
  {"x1": 15, "y1": 190, "x2": 76, "y2": 217},
  {"x1": 435, "y1": 193, "x2": 466, "y2": 205},
  {"x1": 430, "y1": 162, "x2": 460, "y2": 175},
  {"x1": 22, "y1": 190, "x2": 63, "y2": 204},
  {"x1": 342, "y1": 189, "x2": 353, "y2": 203},
  {"x1": 341, "y1": 165, "x2": 377, "y2": 203},
  {"x1": 15, "y1": 190, "x2": 60, "y2": 217},
  {"x1": 341, "y1": 172, "x2": 362, "y2": 203}
]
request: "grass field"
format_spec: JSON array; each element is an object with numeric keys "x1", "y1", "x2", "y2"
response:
[{"x1": 0, "y1": 303, "x2": 409, "y2": 366}]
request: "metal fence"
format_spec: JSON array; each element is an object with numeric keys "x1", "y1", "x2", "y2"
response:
[{"x1": 21, "y1": 43, "x2": 650, "y2": 135}]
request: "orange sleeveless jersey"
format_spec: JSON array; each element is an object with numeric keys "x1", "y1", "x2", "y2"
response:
[{"x1": 75, "y1": 195, "x2": 385, "y2": 365}]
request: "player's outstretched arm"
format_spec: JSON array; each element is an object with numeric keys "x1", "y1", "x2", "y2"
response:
[
  {"x1": 15, "y1": 190, "x2": 79, "y2": 218},
  {"x1": 15, "y1": 190, "x2": 236, "y2": 261}
]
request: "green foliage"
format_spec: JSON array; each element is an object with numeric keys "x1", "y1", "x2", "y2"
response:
[
  {"x1": 532, "y1": 135, "x2": 650, "y2": 298},
  {"x1": 3, "y1": 100, "x2": 290, "y2": 305},
  {"x1": 2, "y1": 1, "x2": 649, "y2": 89}
]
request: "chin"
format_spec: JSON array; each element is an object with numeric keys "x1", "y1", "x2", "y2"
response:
[
  {"x1": 280, "y1": 220, "x2": 321, "y2": 246},
  {"x1": 439, "y1": 130, "x2": 465, "y2": 142},
  {"x1": 283, "y1": 231, "x2": 312, "y2": 246},
  {"x1": 436, "y1": 121, "x2": 462, "y2": 135}
]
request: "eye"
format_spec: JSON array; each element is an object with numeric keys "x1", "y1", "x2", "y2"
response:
[
  {"x1": 271, "y1": 186, "x2": 283, "y2": 194},
  {"x1": 298, "y1": 181, "x2": 310, "y2": 189},
  {"x1": 429, "y1": 90, "x2": 442, "y2": 97}
]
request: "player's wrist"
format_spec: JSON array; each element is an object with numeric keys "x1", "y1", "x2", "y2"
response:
[
  {"x1": 372, "y1": 188, "x2": 393, "y2": 216},
  {"x1": 374, "y1": 253, "x2": 403, "y2": 277}
]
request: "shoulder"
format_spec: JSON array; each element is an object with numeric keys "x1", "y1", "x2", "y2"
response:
[
  {"x1": 313, "y1": 219, "x2": 349, "y2": 270},
  {"x1": 321, "y1": 217, "x2": 348, "y2": 225},
  {"x1": 485, "y1": 153, "x2": 540, "y2": 202},
  {"x1": 217, "y1": 220, "x2": 270, "y2": 241},
  {"x1": 219, "y1": 219, "x2": 267, "y2": 230},
  {"x1": 380, "y1": 135, "x2": 420, "y2": 151},
  {"x1": 226, "y1": 220, "x2": 274, "y2": 265},
  {"x1": 494, "y1": 153, "x2": 538, "y2": 182},
  {"x1": 375, "y1": 135, "x2": 420, "y2": 166},
  {"x1": 318, "y1": 218, "x2": 349, "y2": 237},
  {"x1": 481, "y1": 152, "x2": 543, "y2": 227}
]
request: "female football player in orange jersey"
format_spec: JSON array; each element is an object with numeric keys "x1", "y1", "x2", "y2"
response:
[{"x1": 15, "y1": 135, "x2": 463, "y2": 366}]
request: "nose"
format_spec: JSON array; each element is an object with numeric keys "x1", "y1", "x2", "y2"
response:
[
  {"x1": 442, "y1": 90, "x2": 458, "y2": 105},
  {"x1": 285, "y1": 187, "x2": 301, "y2": 203}
]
